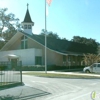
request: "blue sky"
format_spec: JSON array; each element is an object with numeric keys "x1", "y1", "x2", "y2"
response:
[{"x1": 0, "y1": 0, "x2": 100, "y2": 42}]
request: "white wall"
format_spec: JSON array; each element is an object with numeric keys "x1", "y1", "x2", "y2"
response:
[
  {"x1": 21, "y1": 23, "x2": 33, "y2": 35},
  {"x1": 0, "y1": 48, "x2": 42, "y2": 66}
]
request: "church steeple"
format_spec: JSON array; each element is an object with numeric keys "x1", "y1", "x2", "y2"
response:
[{"x1": 21, "y1": 3, "x2": 34, "y2": 35}]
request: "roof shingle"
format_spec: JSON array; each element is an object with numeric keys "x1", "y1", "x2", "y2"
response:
[
  {"x1": 22, "y1": 8, "x2": 34, "y2": 23},
  {"x1": 21, "y1": 31, "x2": 96, "y2": 55}
]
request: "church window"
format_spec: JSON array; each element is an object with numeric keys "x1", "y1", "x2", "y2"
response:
[
  {"x1": 24, "y1": 25, "x2": 27, "y2": 29},
  {"x1": 21, "y1": 35, "x2": 28, "y2": 49},
  {"x1": 21, "y1": 41, "x2": 24, "y2": 49},
  {"x1": 28, "y1": 25, "x2": 31, "y2": 29}
]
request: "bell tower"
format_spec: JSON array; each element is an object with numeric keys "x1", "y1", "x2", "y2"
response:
[{"x1": 21, "y1": 4, "x2": 34, "y2": 35}]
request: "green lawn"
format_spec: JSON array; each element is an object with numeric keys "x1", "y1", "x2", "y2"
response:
[
  {"x1": 23, "y1": 72, "x2": 100, "y2": 79},
  {"x1": 0, "y1": 82, "x2": 16, "y2": 86}
]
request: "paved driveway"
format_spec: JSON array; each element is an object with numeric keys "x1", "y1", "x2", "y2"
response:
[
  {"x1": 23, "y1": 75, "x2": 100, "y2": 100},
  {"x1": 0, "y1": 73, "x2": 100, "y2": 100}
]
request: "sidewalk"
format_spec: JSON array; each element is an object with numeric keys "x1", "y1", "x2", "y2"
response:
[{"x1": 0, "y1": 85, "x2": 50, "y2": 100}]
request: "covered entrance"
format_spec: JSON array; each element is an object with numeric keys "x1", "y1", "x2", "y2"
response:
[
  {"x1": 7, "y1": 54, "x2": 20, "y2": 69},
  {"x1": 11, "y1": 59, "x2": 17, "y2": 69}
]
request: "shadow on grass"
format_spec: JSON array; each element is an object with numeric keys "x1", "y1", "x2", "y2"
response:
[{"x1": 0, "y1": 86, "x2": 51, "y2": 100}]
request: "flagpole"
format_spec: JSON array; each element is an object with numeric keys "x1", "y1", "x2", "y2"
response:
[{"x1": 45, "y1": 0, "x2": 47, "y2": 74}]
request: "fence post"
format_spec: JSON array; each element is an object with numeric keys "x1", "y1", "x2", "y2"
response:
[{"x1": 20, "y1": 61, "x2": 22, "y2": 84}]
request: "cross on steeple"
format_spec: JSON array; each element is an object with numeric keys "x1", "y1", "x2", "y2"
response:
[{"x1": 27, "y1": 3, "x2": 29, "y2": 9}]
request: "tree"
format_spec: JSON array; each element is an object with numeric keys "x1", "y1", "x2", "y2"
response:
[
  {"x1": 0, "y1": 8, "x2": 19, "y2": 40},
  {"x1": 47, "y1": 31, "x2": 60, "y2": 39},
  {"x1": 71, "y1": 36, "x2": 99, "y2": 47},
  {"x1": 62, "y1": 37, "x2": 68, "y2": 40},
  {"x1": 71, "y1": 36, "x2": 99, "y2": 54},
  {"x1": 40, "y1": 29, "x2": 60, "y2": 39},
  {"x1": 40, "y1": 29, "x2": 45, "y2": 36},
  {"x1": 82, "y1": 53, "x2": 100, "y2": 66},
  {"x1": 0, "y1": 8, "x2": 19, "y2": 49},
  {"x1": 97, "y1": 45, "x2": 100, "y2": 54}
]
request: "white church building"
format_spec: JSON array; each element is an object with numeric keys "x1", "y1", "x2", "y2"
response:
[{"x1": 0, "y1": 5, "x2": 92, "y2": 69}]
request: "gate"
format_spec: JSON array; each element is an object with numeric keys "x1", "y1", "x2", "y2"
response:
[{"x1": 0, "y1": 61, "x2": 22, "y2": 88}]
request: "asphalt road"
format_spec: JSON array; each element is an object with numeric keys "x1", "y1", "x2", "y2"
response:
[{"x1": 23, "y1": 75, "x2": 100, "y2": 100}]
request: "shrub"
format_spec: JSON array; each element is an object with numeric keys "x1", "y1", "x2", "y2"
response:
[{"x1": 0, "y1": 66, "x2": 7, "y2": 70}]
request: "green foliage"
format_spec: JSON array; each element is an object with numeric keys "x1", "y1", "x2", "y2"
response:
[
  {"x1": 71, "y1": 36, "x2": 98, "y2": 46},
  {"x1": 0, "y1": 66, "x2": 7, "y2": 70},
  {"x1": 48, "y1": 31, "x2": 60, "y2": 39},
  {"x1": 62, "y1": 38, "x2": 68, "y2": 40},
  {"x1": 23, "y1": 72, "x2": 99, "y2": 79},
  {"x1": 40, "y1": 29, "x2": 45, "y2": 36},
  {"x1": 21, "y1": 66, "x2": 45, "y2": 71},
  {"x1": 97, "y1": 45, "x2": 100, "y2": 54},
  {"x1": 0, "y1": 8, "x2": 19, "y2": 37},
  {"x1": 71, "y1": 36, "x2": 99, "y2": 54},
  {"x1": 0, "y1": 8, "x2": 20, "y2": 48},
  {"x1": 40, "y1": 29, "x2": 60, "y2": 39}
]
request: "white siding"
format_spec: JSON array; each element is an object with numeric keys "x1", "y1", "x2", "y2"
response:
[{"x1": 0, "y1": 48, "x2": 42, "y2": 66}]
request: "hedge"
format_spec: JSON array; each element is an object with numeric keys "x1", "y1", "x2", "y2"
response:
[{"x1": 21, "y1": 65, "x2": 85, "y2": 71}]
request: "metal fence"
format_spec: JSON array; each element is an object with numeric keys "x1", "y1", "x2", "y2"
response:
[{"x1": 0, "y1": 61, "x2": 22, "y2": 88}]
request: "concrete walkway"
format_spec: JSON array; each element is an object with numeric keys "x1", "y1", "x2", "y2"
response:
[{"x1": 0, "y1": 85, "x2": 50, "y2": 100}]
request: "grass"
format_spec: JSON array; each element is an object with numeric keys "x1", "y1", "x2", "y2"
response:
[
  {"x1": 0, "y1": 82, "x2": 14, "y2": 86},
  {"x1": 23, "y1": 72, "x2": 100, "y2": 79}
]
